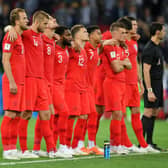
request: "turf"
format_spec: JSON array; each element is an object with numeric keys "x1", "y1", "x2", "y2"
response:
[{"x1": 0, "y1": 118, "x2": 168, "y2": 168}]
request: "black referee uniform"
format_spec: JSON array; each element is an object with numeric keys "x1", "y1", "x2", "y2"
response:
[{"x1": 142, "y1": 40, "x2": 164, "y2": 108}]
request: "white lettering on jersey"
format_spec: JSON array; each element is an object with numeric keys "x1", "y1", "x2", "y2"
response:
[
  {"x1": 47, "y1": 46, "x2": 51, "y2": 55},
  {"x1": 78, "y1": 55, "x2": 84, "y2": 66},
  {"x1": 21, "y1": 45, "x2": 24, "y2": 55},
  {"x1": 125, "y1": 49, "x2": 129, "y2": 57},
  {"x1": 4, "y1": 43, "x2": 11, "y2": 50},
  {"x1": 89, "y1": 49, "x2": 94, "y2": 60},
  {"x1": 58, "y1": 55, "x2": 63, "y2": 63},
  {"x1": 33, "y1": 39, "x2": 38, "y2": 46},
  {"x1": 110, "y1": 51, "x2": 116, "y2": 58},
  {"x1": 134, "y1": 44, "x2": 138, "y2": 51}
]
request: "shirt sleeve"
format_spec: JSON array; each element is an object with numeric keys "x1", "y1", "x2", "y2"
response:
[
  {"x1": 142, "y1": 47, "x2": 155, "y2": 65},
  {"x1": 104, "y1": 46, "x2": 117, "y2": 63},
  {"x1": 2, "y1": 34, "x2": 14, "y2": 53}
]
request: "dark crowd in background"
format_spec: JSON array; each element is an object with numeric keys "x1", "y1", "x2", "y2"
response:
[{"x1": 0, "y1": 0, "x2": 168, "y2": 71}]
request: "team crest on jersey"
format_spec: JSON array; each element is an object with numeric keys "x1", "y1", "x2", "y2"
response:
[
  {"x1": 4, "y1": 43, "x2": 11, "y2": 50},
  {"x1": 110, "y1": 51, "x2": 116, "y2": 58},
  {"x1": 134, "y1": 44, "x2": 138, "y2": 51}
]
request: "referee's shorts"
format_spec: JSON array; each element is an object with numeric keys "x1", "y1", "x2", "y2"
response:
[{"x1": 143, "y1": 79, "x2": 163, "y2": 108}]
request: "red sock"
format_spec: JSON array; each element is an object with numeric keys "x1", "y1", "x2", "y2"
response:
[
  {"x1": 10, "y1": 116, "x2": 20, "y2": 150},
  {"x1": 1, "y1": 116, "x2": 12, "y2": 151},
  {"x1": 50, "y1": 114, "x2": 54, "y2": 131},
  {"x1": 96, "y1": 113, "x2": 103, "y2": 134},
  {"x1": 58, "y1": 114, "x2": 68, "y2": 145},
  {"x1": 131, "y1": 113, "x2": 148, "y2": 148},
  {"x1": 40, "y1": 120, "x2": 55, "y2": 152},
  {"x1": 53, "y1": 115, "x2": 59, "y2": 147},
  {"x1": 87, "y1": 112, "x2": 98, "y2": 143},
  {"x1": 33, "y1": 116, "x2": 42, "y2": 151},
  {"x1": 18, "y1": 118, "x2": 29, "y2": 152},
  {"x1": 121, "y1": 117, "x2": 132, "y2": 147},
  {"x1": 66, "y1": 118, "x2": 75, "y2": 147},
  {"x1": 72, "y1": 119, "x2": 86, "y2": 148},
  {"x1": 110, "y1": 120, "x2": 121, "y2": 146},
  {"x1": 80, "y1": 120, "x2": 87, "y2": 141}
]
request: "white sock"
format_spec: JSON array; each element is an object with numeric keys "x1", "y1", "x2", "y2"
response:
[
  {"x1": 88, "y1": 141, "x2": 95, "y2": 149},
  {"x1": 78, "y1": 140, "x2": 84, "y2": 148}
]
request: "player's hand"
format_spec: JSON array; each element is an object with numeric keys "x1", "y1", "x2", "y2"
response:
[
  {"x1": 132, "y1": 33, "x2": 141, "y2": 41},
  {"x1": 53, "y1": 33, "x2": 60, "y2": 42},
  {"x1": 148, "y1": 91, "x2": 157, "y2": 102},
  {"x1": 7, "y1": 26, "x2": 17, "y2": 42},
  {"x1": 9, "y1": 82, "x2": 17, "y2": 94},
  {"x1": 139, "y1": 80, "x2": 144, "y2": 96}
]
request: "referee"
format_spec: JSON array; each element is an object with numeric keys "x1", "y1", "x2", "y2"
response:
[{"x1": 141, "y1": 22, "x2": 165, "y2": 151}]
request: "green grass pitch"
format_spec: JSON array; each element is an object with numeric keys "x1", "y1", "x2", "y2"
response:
[{"x1": 0, "y1": 117, "x2": 168, "y2": 168}]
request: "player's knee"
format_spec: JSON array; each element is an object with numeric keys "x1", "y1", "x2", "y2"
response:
[
  {"x1": 130, "y1": 107, "x2": 140, "y2": 114},
  {"x1": 112, "y1": 111, "x2": 122, "y2": 120},
  {"x1": 21, "y1": 111, "x2": 32, "y2": 120},
  {"x1": 5, "y1": 111, "x2": 17, "y2": 119},
  {"x1": 39, "y1": 110, "x2": 50, "y2": 120}
]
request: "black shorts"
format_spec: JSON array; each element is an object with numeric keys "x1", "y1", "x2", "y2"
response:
[{"x1": 143, "y1": 80, "x2": 163, "y2": 108}]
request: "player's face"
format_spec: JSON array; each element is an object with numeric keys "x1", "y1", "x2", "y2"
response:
[
  {"x1": 37, "y1": 18, "x2": 49, "y2": 33},
  {"x1": 78, "y1": 27, "x2": 89, "y2": 41},
  {"x1": 92, "y1": 29, "x2": 102, "y2": 43},
  {"x1": 159, "y1": 26, "x2": 166, "y2": 40},
  {"x1": 117, "y1": 28, "x2": 126, "y2": 42},
  {"x1": 47, "y1": 17, "x2": 58, "y2": 29},
  {"x1": 18, "y1": 12, "x2": 29, "y2": 30},
  {"x1": 131, "y1": 20, "x2": 138, "y2": 34},
  {"x1": 62, "y1": 29, "x2": 72, "y2": 46}
]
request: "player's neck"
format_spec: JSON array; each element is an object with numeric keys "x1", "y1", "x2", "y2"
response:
[
  {"x1": 89, "y1": 38, "x2": 97, "y2": 48},
  {"x1": 31, "y1": 24, "x2": 40, "y2": 34},
  {"x1": 44, "y1": 29, "x2": 54, "y2": 39},
  {"x1": 14, "y1": 25, "x2": 22, "y2": 35},
  {"x1": 151, "y1": 36, "x2": 160, "y2": 45},
  {"x1": 75, "y1": 39, "x2": 85, "y2": 48},
  {"x1": 57, "y1": 41, "x2": 65, "y2": 49}
]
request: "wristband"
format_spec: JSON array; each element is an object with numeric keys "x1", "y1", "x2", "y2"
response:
[{"x1": 147, "y1": 88, "x2": 153, "y2": 92}]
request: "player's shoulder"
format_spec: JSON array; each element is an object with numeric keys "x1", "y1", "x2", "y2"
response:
[
  {"x1": 104, "y1": 45, "x2": 115, "y2": 51},
  {"x1": 102, "y1": 31, "x2": 112, "y2": 40}
]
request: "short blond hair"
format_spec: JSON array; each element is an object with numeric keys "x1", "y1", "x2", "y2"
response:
[
  {"x1": 10, "y1": 8, "x2": 26, "y2": 26},
  {"x1": 32, "y1": 10, "x2": 49, "y2": 23}
]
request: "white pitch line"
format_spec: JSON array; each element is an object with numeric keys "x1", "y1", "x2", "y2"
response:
[{"x1": 0, "y1": 151, "x2": 168, "y2": 166}]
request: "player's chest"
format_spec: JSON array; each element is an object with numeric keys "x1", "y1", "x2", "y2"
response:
[
  {"x1": 31, "y1": 36, "x2": 43, "y2": 48},
  {"x1": 55, "y1": 50, "x2": 69, "y2": 64}
]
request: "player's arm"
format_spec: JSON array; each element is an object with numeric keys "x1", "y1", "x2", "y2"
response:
[
  {"x1": 2, "y1": 52, "x2": 17, "y2": 94},
  {"x1": 137, "y1": 62, "x2": 144, "y2": 95},
  {"x1": 143, "y1": 63, "x2": 156, "y2": 102},
  {"x1": 110, "y1": 60, "x2": 125, "y2": 73},
  {"x1": 99, "y1": 39, "x2": 117, "y2": 54}
]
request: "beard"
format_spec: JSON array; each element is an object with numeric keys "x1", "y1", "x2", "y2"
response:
[
  {"x1": 20, "y1": 24, "x2": 28, "y2": 31},
  {"x1": 63, "y1": 40, "x2": 71, "y2": 46},
  {"x1": 37, "y1": 27, "x2": 44, "y2": 33}
]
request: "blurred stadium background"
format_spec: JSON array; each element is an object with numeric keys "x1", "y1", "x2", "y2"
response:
[{"x1": 0, "y1": 0, "x2": 168, "y2": 119}]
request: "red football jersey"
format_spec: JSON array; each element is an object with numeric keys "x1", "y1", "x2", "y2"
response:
[
  {"x1": 84, "y1": 41, "x2": 99, "y2": 86},
  {"x1": 103, "y1": 45, "x2": 126, "y2": 82},
  {"x1": 102, "y1": 31, "x2": 112, "y2": 40},
  {"x1": 53, "y1": 44, "x2": 69, "y2": 86},
  {"x1": 95, "y1": 31, "x2": 112, "y2": 80},
  {"x1": 2, "y1": 32, "x2": 25, "y2": 84},
  {"x1": 65, "y1": 48, "x2": 88, "y2": 92},
  {"x1": 125, "y1": 39, "x2": 138, "y2": 84},
  {"x1": 22, "y1": 29, "x2": 44, "y2": 78},
  {"x1": 42, "y1": 34, "x2": 55, "y2": 85}
]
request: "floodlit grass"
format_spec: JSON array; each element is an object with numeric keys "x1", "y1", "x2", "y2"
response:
[{"x1": 0, "y1": 117, "x2": 168, "y2": 168}]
